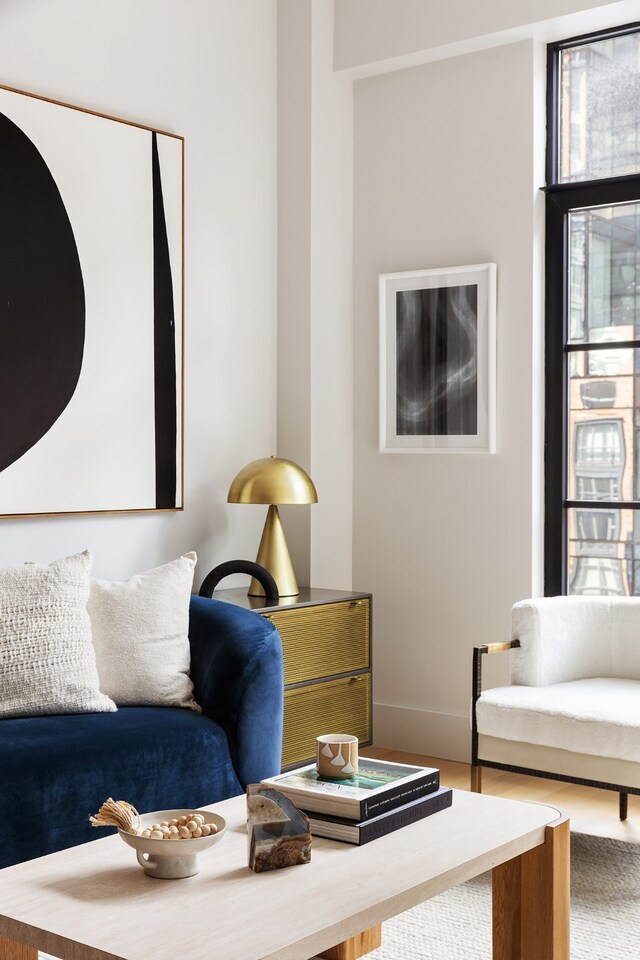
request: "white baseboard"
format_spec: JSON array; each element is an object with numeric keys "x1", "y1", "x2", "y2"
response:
[{"x1": 373, "y1": 702, "x2": 471, "y2": 763}]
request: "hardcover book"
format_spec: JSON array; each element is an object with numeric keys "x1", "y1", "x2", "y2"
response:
[
  {"x1": 261, "y1": 758, "x2": 440, "y2": 820},
  {"x1": 305, "y1": 786, "x2": 453, "y2": 844}
]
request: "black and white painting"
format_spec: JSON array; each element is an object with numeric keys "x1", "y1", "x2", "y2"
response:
[
  {"x1": 0, "y1": 85, "x2": 183, "y2": 517},
  {"x1": 379, "y1": 264, "x2": 496, "y2": 453}
]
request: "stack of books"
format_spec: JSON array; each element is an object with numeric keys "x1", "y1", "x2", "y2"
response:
[{"x1": 261, "y1": 757, "x2": 452, "y2": 845}]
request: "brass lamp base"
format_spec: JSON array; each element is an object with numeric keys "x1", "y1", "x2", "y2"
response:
[{"x1": 249, "y1": 504, "x2": 299, "y2": 598}]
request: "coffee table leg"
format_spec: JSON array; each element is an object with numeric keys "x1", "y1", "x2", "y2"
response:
[
  {"x1": 318, "y1": 924, "x2": 382, "y2": 960},
  {"x1": 0, "y1": 936, "x2": 37, "y2": 960},
  {"x1": 492, "y1": 815, "x2": 570, "y2": 960}
]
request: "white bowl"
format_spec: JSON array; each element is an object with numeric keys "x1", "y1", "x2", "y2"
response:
[{"x1": 118, "y1": 808, "x2": 226, "y2": 879}]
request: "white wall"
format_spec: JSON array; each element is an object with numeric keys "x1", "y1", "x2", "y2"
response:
[
  {"x1": 0, "y1": 0, "x2": 277, "y2": 583},
  {"x1": 334, "y1": 0, "x2": 640, "y2": 72},
  {"x1": 309, "y1": 1, "x2": 354, "y2": 589},
  {"x1": 277, "y1": 0, "x2": 354, "y2": 591},
  {"x1": 352, "y1": 39, "x2": 545, "y2": 759},
  {"x1": 277, "y1": 0, "x2": 313, "y2": 588}
]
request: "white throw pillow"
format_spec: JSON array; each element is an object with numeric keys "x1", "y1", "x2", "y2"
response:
[
  {"x1": 88, "y1": 552, "x2": 200, "y2": 711},
  {"x1": 0, "y1": 550, "x2": 117, "y2": 719}
]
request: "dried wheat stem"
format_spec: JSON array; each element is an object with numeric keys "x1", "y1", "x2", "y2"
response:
[{"x1": 89, "y1": 798, "x2": 141, "y2": 835}]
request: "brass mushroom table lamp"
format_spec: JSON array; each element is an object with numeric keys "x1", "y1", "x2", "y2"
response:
[{"x1": 227, "y1": 456, "x2": 318, "y2": 598}]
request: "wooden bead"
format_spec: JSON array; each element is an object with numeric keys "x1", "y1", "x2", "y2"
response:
[{"x1": 136, "y1": 813, "x2": 218, "y2": 842}]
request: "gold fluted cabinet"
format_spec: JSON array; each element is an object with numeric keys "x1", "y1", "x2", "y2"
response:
[{"x1": 211, "y1": 587, "x2": 373, "y2": 770}]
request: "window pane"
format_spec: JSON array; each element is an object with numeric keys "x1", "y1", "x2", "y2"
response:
[
  {"x1": 568, "y1": 205, "x2": 640, "y2": 344},
  {"x1": 567, "y1": 348, "x2": 640, "y2": 500},
  {"x1": 559, "y1": 33, "x2": 640, "y2": 182},
  {"x1": 567, "y1": 507, "x2": 640, "y2": 594}
]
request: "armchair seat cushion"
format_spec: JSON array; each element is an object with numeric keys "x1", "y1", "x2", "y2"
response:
[
  {"x1": 0, "y1": 706, "x2": 243, "y2": 869},
  {"x1": 476, "y1": 677, "x2": 640, "y2": 764}
]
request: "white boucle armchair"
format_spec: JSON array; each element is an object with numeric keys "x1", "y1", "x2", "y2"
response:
[{"x1": 471, "y1": 596, "x2": 640, "y2": 820}]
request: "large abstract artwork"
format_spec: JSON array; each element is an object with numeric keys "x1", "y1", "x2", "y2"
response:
[
  {"x1": 0, "y1": 85, "x2": 183, "y2": 517},
  {"x1": 379, "y1": 264, "x2": 496, "y2": 453}
]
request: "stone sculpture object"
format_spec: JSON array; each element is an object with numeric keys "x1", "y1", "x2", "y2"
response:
[{"x1": 247, "y1": 784, "x2": 311, "y2": 873}]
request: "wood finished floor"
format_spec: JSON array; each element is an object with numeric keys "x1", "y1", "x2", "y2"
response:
[{"x1": 361, "y1": 745, "x2": 640, "y2": 843}]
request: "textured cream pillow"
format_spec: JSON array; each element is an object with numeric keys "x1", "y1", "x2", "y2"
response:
[
  {"x1": 0, "y1": 550, "x2": 117, "y2": 719},
  {"x1": 88, "y1": 552, "x2": 200, "y2": 710}
]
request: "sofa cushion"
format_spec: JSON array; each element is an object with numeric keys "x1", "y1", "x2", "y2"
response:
[
  {"x1": 88, "y1": 553, "x2": 199, "y2": 710},
  {"x1": 476, "y1": 677, "x2": 640, "y2": 764},
  {"x1": 0, "y1": 550, "x2": 116, "y2": 719},
  {"x1": 0, "y1": 707, "x2": 242, "y2": 868}
]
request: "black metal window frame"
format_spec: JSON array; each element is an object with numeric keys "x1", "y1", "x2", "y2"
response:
[{"x1": 544, "y1": 21, "x2": 640, "y2": 595}]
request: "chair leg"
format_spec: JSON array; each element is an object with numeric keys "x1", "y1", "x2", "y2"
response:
[
  {"x1": 471, "y1": 765, "x2": 482, "y2": 793},
  {"x1": 620, "y1": 792, "x2": 628, "y2": 821}
]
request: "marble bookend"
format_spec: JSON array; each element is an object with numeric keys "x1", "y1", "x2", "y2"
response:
[{"x1": 247, "y1": 784, "x2": 312, "y2": 873}]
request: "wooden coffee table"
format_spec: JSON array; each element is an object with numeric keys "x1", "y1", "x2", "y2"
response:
[{"x1": 0, "y1": 789, "x2": 569, "y2": 960}]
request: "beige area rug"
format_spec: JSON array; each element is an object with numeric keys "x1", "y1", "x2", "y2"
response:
[
  {"x1": 39, "y1": 833, "x2": 639, "y2": 960},
  {"x1": 368, "y1": 833, "x2": 640, "y2": 960}
]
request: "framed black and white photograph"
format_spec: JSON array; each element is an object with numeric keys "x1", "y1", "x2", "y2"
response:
[
  {"x1": 379, "y1": 263, "x2": 496, "y2": 454},
  {"x1": 0, "y1": 84, "x2": 184, "y2": 518}
]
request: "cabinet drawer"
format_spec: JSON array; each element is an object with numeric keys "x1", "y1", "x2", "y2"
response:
[
  {"x1": 265, "y1": 599, "x2": 370, "y2": 685},
  {"x1": 282, "y1": 673, "x2": 371, "y2": 768}
]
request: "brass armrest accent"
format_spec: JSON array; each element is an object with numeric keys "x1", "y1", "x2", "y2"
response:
[{"x1": 479, "y1": 639, "x2": 521, "y2": 655}]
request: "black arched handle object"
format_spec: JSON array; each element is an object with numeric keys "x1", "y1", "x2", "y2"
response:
[{"x1": 198, "y1": 560, "x2": 279, "y2": 607}]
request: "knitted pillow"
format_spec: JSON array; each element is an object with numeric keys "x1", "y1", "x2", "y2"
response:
[
  {"x1": 0, "y1": 550, "x2": 116, "y2": 718},
  {"x1": 88, "y1": 552, "x2": 200, "y2": 711}
]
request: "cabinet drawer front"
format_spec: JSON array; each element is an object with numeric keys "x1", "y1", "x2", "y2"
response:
[
  {"x1": 282, "y1": 673, "x2": 371, "y2": 769},
  {"x1": 266, "y1": 599, "x2": 370, "y2": 685}
]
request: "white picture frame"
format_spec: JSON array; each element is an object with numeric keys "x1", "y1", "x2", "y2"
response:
[{"x1": 379, "y1": 263, "x2": 497, "y2": 454}]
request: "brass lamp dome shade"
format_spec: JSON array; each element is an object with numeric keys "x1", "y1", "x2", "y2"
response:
[
  {"x1": 227, "y1": 457, "x2": 318, "y2": 505},
  {"x1": 227, "y1": 457, "x2": 318, "y2": 598}
]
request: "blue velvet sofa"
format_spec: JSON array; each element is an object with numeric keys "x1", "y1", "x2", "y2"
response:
[{"x1": 0, "y1": 596, "x2": 284, "y2": 868}]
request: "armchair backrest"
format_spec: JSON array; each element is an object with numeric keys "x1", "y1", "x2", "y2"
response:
[{"x1": 510, "y1": 596, "x2": 640, "y2": 686}]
